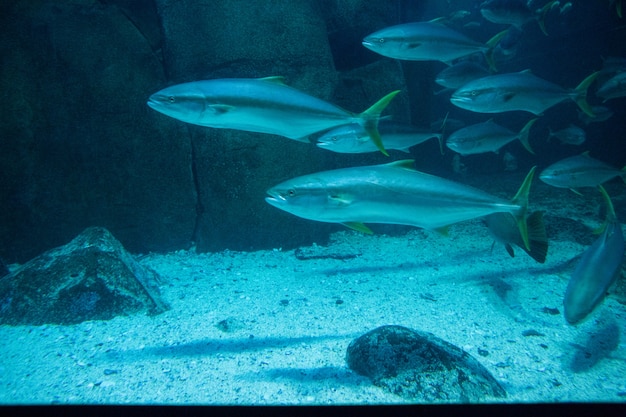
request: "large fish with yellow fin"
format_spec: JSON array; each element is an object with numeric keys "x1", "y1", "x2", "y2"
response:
[
  {"x1": 266, "y1": 160, "x2": 539, "y2": 250},
  {"x1": 148, "y1": 77, "x2": 399, "y2": 155}
]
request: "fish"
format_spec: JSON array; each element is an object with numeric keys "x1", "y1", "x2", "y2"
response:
[
  {"x1": 445, "y1": 118, "x2": 536, "y2": 155},
  {"x1": 450, "y1": 70, "x2": 599, "y2": 117},
  {"x1": 596, "y1": 71, "x2": 626, "y2": 102},
  {"x1": 539, "y1": 153, "x2": 626, "y2": 189},
  {"x1": 564, "y1": 185, "x2": 625, "y2": 324},
  {"x1": 548, "y1": 124, "x2": 586, "y2": 145},
  {"x1": 485, "y1": 210, "x2": 548, "y2": 263},
  {"x1": 480, "y1": 0, "x2": 559, "y2": 35},
  {"x1": 435, "y1": 61, "x2": 491, "y2": 91},
  {"x1": 577, "y1": 105, "x2": 614, "y2": 125},
  {"x1": 147, "y1": 76, "x2": 400, "y2": 155},
  {"x1": 316, "y1": 120, "x2": 443, "y2": 154},
  {"x1": 361, "y1": 21, "x2": 507, "y2": 70},
  {"x1": 266, "y1": 160, "x2": 537, "y2": 250}
]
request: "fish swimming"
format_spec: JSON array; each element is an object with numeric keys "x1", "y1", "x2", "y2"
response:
[
  {"x1": 147, "y1": 76, "x2": 400, "y2": 155},
  {"x1": 479, "y1": 0, "x2": 559, "y2": 35},
  {"x1": 435, "y1": 61, "x2": 491, "y2": 90},
  {"x1": 577, "y1": 105, "x2": 614, "y2": 125},
  {"x1": 266, "y1": 160, "x2": 537, "y2": 250},
  {"x1": 485, "y1": 210, "x2": 548, "y2": 263},
  {"x1": 539, "y1": 153, "x2": 626, "y2": 189},
  {"x1": 450, "y1": 70, "x2": 598, "y2": 117},
  {"x1": 446, "y1": 118, "x2": 536, "y2": 155},
  {"x1": 316, "y1": 120, "x2": 443, "y2": 154},
  {"x1": 548, "y1": 124, "x2": 586, "y2": 145},
  {"x1": 564, "y1": 185, "x2": 625, "y2": 324},
  {"x1": 361, "y1": 21, "x2": 507, "y2": 70},
  {"x1": 596, "y1": 71, "x2": 626, "y2": 102}
]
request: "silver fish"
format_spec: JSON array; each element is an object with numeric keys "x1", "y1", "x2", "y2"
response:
[
  {"x1": 450, "y1": 70, "x2": 598, "y2": 117},
  {"x1": 480, "y1": 0, "x2": 559, "y2": 35},
  {"x1": 485, "y1": 210, "x2": 548, "y2": 263},
  {"x1": 564, "y1": 186, "x2": 624, "y2": 324},
  {"x1": 362, "y1": 21, "x2": 506, "y2": 70},
  {"x1": 548, "y1": 124, "x2": 586, "y2": 145},
  {"x1": 446, "y1": 118, "x2": 536, "y2": 155},
  {"x1": 316, "y1": 120, "x2": 443, "y2": 154},
  {"x1": 147, "y1": 76, "x2": 399, "y2": 155},
  {"x1": 435, "y1": 61, "x2": 491, "y2": 90},
  {"x1": 540, "y1": 153, "x2": 626, "y2": 189},
  {"x1": 597, "y1": 71, "x2": 626, "y2": 102},
  {"x1": 577, "y1": 105, "x2": 614, "y2": 125},
  {"x1": 266, "y1": 160, "x2": 537, "y2": 249}
]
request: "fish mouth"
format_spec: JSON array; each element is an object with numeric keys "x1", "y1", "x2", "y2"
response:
[
  {"x1": 449, "y1": 95, "x2": 471, "y2": 104},
  {"x1": 265, "y1": 190, "x2": 286, "y2": 207},
  {"x1": 361, "y1": 39, "x2": 375, "y2": 48}
]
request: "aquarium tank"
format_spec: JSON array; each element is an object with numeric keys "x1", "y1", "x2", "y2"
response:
[{"x1": 1, "y1": 0, "x2": 626, "y2": 410}]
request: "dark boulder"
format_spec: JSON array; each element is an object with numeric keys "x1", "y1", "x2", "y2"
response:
[
  {"x1": 346, "y1": 325, "x2": 506, "y2": 403},
  {"x1": 0, "y1": 227, "x2": 169, "y2": 325}
]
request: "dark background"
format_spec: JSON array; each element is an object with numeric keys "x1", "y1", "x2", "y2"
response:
[{"x1": 1, "y1": 0, "x2": 624, "y2": 263}]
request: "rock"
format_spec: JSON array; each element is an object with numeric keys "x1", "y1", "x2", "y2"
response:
[
  {"x1": 0, "y1": 227, "x2": 169, "y2": 325},
  {"x1": 346, "y1": 325, "x2": 506, "y2": 403}
]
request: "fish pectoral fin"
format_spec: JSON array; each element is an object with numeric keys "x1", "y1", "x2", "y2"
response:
[
  {"x1": 342, "y1": 222, "x2": 373, "y2": 234},
  {"x1": 407, "y1": 42, "x2": 422, "y2": 49},
  {"x1": 504, "y1": 243, "x2": 515, "y2": 258},
  {"x1": 568, "y1": 188, "x2": 584, "y2": 196},
  {"x1": 502, "y1": 92, "x2": 515, "y2": 102},
  {"x1": 209, "y1": 104, "x2": 236, "y2": 115},
  {"x1": 328, "y1": 194, "x2": 353, "y2": 206}
]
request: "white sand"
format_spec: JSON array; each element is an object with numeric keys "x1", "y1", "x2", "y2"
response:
[{"x1": 1, "y1": 178, "x2": 625, "y2": 405}]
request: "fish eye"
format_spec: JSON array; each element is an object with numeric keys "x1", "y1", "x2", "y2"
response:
[
  {"x1": 287, "y1": 189, "x2": 296, "y2": 197},
  {"x1": 378, "y1": 38, "x2": 385, "y2": 44},
  {"x1": 168, "y1": 96, "x2": 175, "y2": 103}
]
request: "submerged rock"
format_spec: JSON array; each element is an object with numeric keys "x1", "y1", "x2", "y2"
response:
[
  {"x1": 0, "y1": 227, "x2": 169, "y2": 325},
  {"x1": 346, "y1": 325, "x2": 506, "y2": 403}
]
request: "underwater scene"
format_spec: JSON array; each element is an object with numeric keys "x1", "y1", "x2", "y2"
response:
[{"x1": 1, "y1": 0, "x2": 626, "y2": 406}]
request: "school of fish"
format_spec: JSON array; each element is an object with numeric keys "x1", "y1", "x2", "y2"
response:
[{"x1": 147, "y1": 1, "x2": 625, "y2": 326}]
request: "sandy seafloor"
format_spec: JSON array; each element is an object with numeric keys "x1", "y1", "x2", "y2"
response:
[{"x1": 1, "y1": 174, "x2": 626, "y2": 406}]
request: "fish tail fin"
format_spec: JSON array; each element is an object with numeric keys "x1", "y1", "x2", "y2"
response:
[
  {"x1": 618, "y1": 0, "x2": 623, "y2": 18},
  {"x1": 511, "y1": 166, "x2": 537, "y2": 251},
  {"x1": 523, "y1": 211, "x2": 549, "y2": 263},
  {"x1": 518, "y1": 118, "x2": 537, "y2": 154},
  {"x1": 573, "y1": 71, "x2": 600, "y2": 118},
  {"x1": 484, "y1": 29, "x2": 508, "y2": 72},
  {"x1": 359, "y1": 90, "x2": 401, "y2": 156},
  {"x1": 537, "y1": 0, "x2": 559, "y2": 35}
]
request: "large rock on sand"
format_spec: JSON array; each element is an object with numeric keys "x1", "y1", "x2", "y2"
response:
[
  {"x1": 0, "y1": 227, "x2": 169, "y2": 325},
  {"x1": 346, "y1": 325, "x2": 506, "y2": 403}
]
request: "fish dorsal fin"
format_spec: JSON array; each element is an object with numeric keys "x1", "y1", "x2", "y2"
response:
[
  {"x1": 386, "y1": 159, "x2": 416, "y2": 170},
  {"x1": 342, "y1": 222, "x2": 373, "y2": 234},
  {"x1": 519, "y1": 69, "x2": 533, "y2": 74},
  {"x1": 259, "y1": 76, "x2": 287, "y2": 85}
]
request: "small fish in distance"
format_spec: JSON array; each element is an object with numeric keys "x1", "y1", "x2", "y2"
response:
[{"x1": 450, "y1": 70, "x2": 599, "y2": 117}]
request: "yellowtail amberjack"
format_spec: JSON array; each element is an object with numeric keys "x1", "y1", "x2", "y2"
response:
[
  {"x1": 450, "y1": 70, "x2": 599, "y2": 117},
  {"x1": 316, "y1": 120, "x2": 443, "y2": 154},
  {"x1": 266, "y1": 160, "x2": 538, "y2": 249},
  {"x1": 362, "y1": 21, "x2": 507, "y2": 70},
  {"x1": 147, "y1": 77, "x2": 400, "y2": 155},
  {"x1": 564, "y1": 186, "x2": 624, "y2": 324},
  {"x1": 446, "y1": 118, "x2": 536, "y2": 155},
  {"x1": 539, "y1": 153, "x2": 626, "y2": 189},
  {"x1": 479, "y1": 0, "x2": 560, "y2": 35}
]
